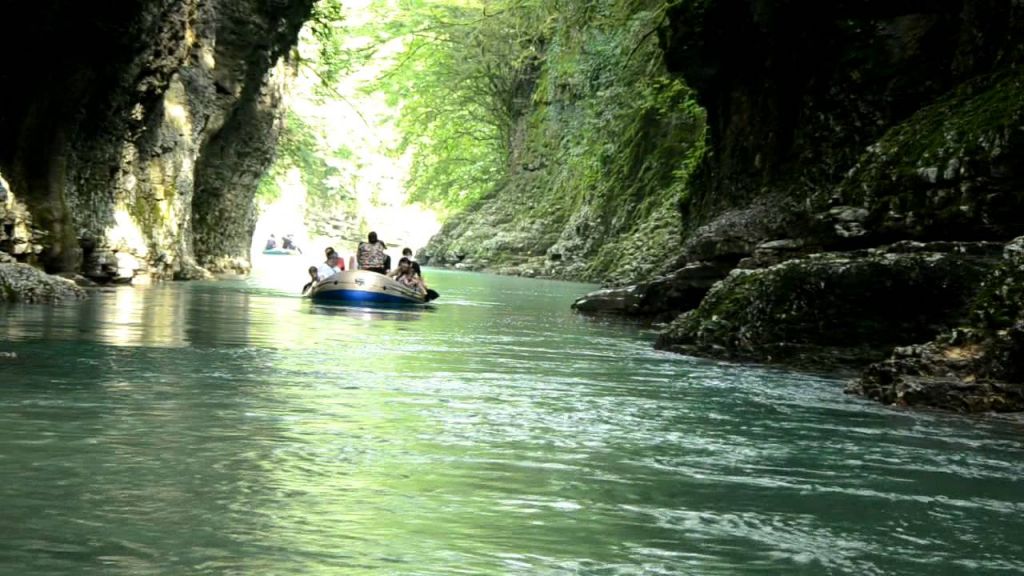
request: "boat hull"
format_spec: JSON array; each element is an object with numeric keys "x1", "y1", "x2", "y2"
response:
[
  {"x1": 262, "y1": 248, "x2": 301, "y2": 256},
  {"x1": 310, "y1": 270, "x2": 426, "y2": 306}
]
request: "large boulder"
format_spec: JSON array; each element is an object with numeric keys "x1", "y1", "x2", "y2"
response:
[
  {"x1": 0, "y1": 263, "x2": 88, "y2": 303},
  {"x1": 656, "y1": 242, "x2": 1002, "y2": 367},
  {"x1": 850, "y1": 237, "x2": 1024, "y2": 411},
  {"x1": 572, "y1": 261, "x2": 732, "y2": 320}
]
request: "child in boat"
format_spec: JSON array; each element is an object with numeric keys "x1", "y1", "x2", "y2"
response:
[
  {"x1": 389, "y1": 257, "x2": 426, "y2": 295},
  {"x1": 301, "y1": 266, "x2": 319, "y2": 295}
]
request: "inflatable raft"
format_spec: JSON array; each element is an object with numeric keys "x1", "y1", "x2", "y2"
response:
[{"x1": 309, "y1": 270, "x2": 427, "y2": 306}]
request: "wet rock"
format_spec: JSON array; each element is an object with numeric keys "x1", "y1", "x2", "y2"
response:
[
  {"x1": 174, "y1": 263, "x2": 214, "y2": 281},
  {"x1": 573, "y1": 261, "x2": 732, "y2": 319},
  {"x1": 850, "y1": 331, "x2": 1024, "y2": 413},
  {"x1": 115, "y1": 252, "x2": 142, "y2": 282},
  {"x1": 56, "y1": 273, "x2": 100, "y2": 288},
  {"x1": 850, "y1": 236, "x2": 1024, "y2": 412},
  {"x1": 656, "y1": 244, "x2": 1000, "y2": 367},
  {"x1": 0, "y1": 263, "x2": 88, "y2": 303},
  {"x1": 572, "y1": 285, "x2": 645, "y2": 315},
  {"x1": 739, "y1": 238, "x2": 815, "y2": 269},
  {"x1": 0, "y1": 352, "x2": 17, "y2": 360}
]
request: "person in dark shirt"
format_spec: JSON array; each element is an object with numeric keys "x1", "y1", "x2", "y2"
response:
[
  {"x1": 357, "y1": 232, "x2": 388, "y2": 273},
  {"x1": 401, "y1": 247, "x2": 423, "y2": 278},
  {"x1": 301, "y1": 266, "x2": 319, "y2": 295}
]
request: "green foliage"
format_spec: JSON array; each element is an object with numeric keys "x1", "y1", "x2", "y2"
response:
[
  {"x1": 364, "y1": 0, "x2": 551, "y2": 210},
  {"x1": 269, "y1": 0, "x2": 708, "y2": 283},
  {"x1": 256, "y1": 111, "x2": 355, "y2": 214},
  {"x1": 422, "y1": 0, "x2": 705, "y2": 282}
]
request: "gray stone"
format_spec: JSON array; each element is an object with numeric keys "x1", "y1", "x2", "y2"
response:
[
  {"x1": 57, "y1": 273, "x2": 100, "y2": 287},
  {"x1": 0, "y1": 263, "x2": 88, "y2": 303},
  {"x1": 827, "y1": 206, "x2": 869, "y2": 223},
  {"x1": 572, "y1": 286, "x2": 644, "y2": 314},
  {"x1": 918, "y1": 166, "x2": 940, "y2": 183},
  {"x1": 573, "y1": 261, "x2": 732, "y2": 319}
]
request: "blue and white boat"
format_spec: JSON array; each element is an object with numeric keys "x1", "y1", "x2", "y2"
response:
[{"x1": 309, "y1": 270, "x2": 427, "y2": 306}]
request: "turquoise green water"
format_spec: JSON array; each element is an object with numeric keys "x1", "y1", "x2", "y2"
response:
[{"x1": 1, "y1": 266, "x2": 1023, "y2": 575}]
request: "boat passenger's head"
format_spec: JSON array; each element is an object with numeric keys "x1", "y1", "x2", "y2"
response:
[
  {"x1": 368, "y1": 231, "x2": 378, "y2": 244},
  {"x1": 308, "y1": 266, "x2": 318, "y2": 280},
  {"x1": 324, "y1": 246, "x2": 335, "y2": 257},
  {"x1": 326, "y1": 251, "x2": 340, "y2": 265},
  {"x1": 398, "y1": 257, "x2": 412, "y2": 272},
  {"x1": 402, "y1": 247, "x2": 413, "y2": 257}
]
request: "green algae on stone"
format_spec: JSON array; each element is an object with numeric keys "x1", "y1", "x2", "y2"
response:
[{"x1": 656, "y1": 246, "x2": 1000, "y2": 366}]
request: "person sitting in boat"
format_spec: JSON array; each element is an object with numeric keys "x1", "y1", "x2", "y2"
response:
[
  {"x1": 357, "y1": 231, "x2": 388, "y2": 274},
  {"x1": 402, "y1": 247, "x2": 423, "y2": 275},
  {"x1": 401, "y1": 247, "x2": 427, "y2": 288},
  {"x1": 282, "y1": 234, "x2": 301, "y2": 253},
  {"x1": 322, "y1": 246, "x2": 347, "y2": 270},
  {"x1": 390, "y1": 257, "x2": 426, "y2": 295},
  {"x1": 301, "y1": 266, "x2": 319, "y2": 295},
  {"x1": 317, "y1": 249, "x2": 343, "y2": 280},
  {"x1": 264, "y1": 234, "x2": 277, "y2": 250}
]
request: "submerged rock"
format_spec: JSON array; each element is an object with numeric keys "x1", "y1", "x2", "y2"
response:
[
  {"x1": 0, "y1": 263, "x2": 88, "y2": 303},
  {"x1": 655, "y1": 244, "x2": 1000, "y2": 368}
]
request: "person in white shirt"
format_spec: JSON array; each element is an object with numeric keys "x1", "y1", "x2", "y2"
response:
[{"x1": 316, "y1": 250, "x2": 343, "y2": 280}]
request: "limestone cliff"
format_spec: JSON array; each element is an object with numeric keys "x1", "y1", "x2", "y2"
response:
[
  {"x1": 646, "y1": 0, "x2": 1024, "y2": 411},
  {"x1": 0, "y1": 0, "x2": 314, "y2": 283}
]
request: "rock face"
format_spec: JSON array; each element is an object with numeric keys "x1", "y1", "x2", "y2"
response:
[
  {"x1": 0, "y1": 0, "x2": 315, "y2": 282},
  {"x1": 632, "y1": 0, "x2": 1024, "y2": 411},
  {"x1": 660, "y1": 0, "x2": 1024, "y2": 247},
  {"x1": 0, "y1": 264, "x2": 88, "y2": 304}
]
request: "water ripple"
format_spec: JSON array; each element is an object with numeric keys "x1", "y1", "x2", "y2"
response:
[{"x1": 1, "y1": 269, "x2": 1022, "y2": 575}]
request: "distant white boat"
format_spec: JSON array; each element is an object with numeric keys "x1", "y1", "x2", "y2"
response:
[
  {"x1": 309, "y1": 270, "x2": 427, "y2": 306},
  {"x1": 262, "y1": 248, "x2": 301, "y2": 256}
]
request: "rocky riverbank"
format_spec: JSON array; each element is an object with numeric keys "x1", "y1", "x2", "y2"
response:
[{"x1": 571, "y1": 0, "x2": 1024, "y2": 413}]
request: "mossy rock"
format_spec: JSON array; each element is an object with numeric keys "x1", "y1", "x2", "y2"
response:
[
  {"x1": 656, "y1": 245, "x2": 999, "y2": 366},
  {"x1": 838, "y1": 68, "x2": 1024, "y2": 241}
]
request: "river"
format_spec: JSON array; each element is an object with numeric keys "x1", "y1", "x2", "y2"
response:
[{"x1": 1, "y1": 264, "x2": 1022, "y2": 575}]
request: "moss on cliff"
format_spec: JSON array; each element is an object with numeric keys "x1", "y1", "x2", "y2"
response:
[
  {"x1": 839, "y1": 67, "x2": 1024, "y2": 241},
  {"x1": 423, "y1": 2, "x2": 705, "y2": 284}
]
